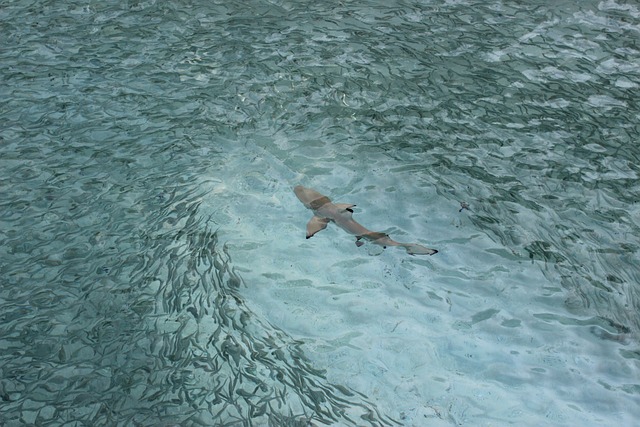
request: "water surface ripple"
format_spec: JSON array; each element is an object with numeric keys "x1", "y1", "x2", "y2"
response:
[{"x1": 1, "y1": 0, "x2": 639, "y2": 426}]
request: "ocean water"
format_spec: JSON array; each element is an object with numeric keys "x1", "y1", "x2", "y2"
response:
[{"x1": 1, "y1": 0, "x2": 639, "y2": 425}]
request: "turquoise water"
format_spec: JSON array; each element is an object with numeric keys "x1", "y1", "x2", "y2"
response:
[{"x1": 1, "y1": 0, "x2": 639, "y2": 425}]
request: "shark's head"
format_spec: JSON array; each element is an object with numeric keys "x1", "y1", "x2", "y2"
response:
[{"x1": 294, "y1": 186, "x2": 331, "y2": 210}]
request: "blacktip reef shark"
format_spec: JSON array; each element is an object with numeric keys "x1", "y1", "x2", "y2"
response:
[{"x1": 294, "y1": 185, "x2": 438, "y2": 256}]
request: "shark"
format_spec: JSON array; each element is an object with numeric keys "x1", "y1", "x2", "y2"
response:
[{"x1": 294, "y1": 185, "x2": 438, "y2": 256}]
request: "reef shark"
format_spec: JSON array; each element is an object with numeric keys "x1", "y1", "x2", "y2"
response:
[{"x1": 294, "y1": 185, "x2": 438, "y2": 256}]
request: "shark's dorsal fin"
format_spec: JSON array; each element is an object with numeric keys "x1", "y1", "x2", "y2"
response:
[
  {"x1": 333, "y1": 203, "x2": 356, "y2": 213},
  {"x1": 306, "y1": 216, "x2": 330, "y2": 239}
]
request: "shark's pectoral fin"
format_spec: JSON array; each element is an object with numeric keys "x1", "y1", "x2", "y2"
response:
[
  {"x1": 306, "y1": 216, "x2": 330, "y2": 239},
  {"x1": 355, "y1": 237, "x2": 364, "y2": 247}
]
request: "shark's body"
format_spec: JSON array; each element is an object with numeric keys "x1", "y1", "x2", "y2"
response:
[{"x1": 294, "y1": 185, "x2": 438, "y2": 256}]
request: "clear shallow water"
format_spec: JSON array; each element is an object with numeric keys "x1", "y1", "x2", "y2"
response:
[{"x1": 1, "y1": 0, "x2": 639, "y2": 425}]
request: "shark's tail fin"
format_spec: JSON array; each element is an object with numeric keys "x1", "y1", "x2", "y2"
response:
[{"x1": 404, "y1": 244, "x2": 438, "y2": 256}]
